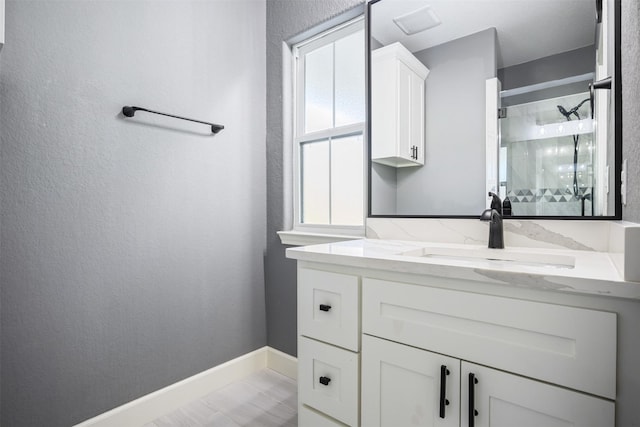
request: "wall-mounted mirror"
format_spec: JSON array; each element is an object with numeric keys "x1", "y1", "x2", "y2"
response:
[{"x1": 367, "y1": 0, "x2": 621, "y2": 218}]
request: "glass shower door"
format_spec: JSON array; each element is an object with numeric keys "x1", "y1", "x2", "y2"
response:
[{"x1": 499, "y1": 92, "x2": 596, "y2": 216}]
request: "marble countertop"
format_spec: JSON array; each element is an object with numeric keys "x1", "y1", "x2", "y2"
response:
[{"x1": 286, "y1": 239, "x2": 640, "y2": 300}]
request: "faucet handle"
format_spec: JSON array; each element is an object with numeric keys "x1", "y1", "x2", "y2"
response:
[{"x1": 480, "y1": 208, "x2": 494, "y2": 221}]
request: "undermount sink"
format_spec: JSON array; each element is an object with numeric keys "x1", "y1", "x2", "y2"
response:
[{"x1": 400, "y1": 246, "x2": 576, "y2": 269}]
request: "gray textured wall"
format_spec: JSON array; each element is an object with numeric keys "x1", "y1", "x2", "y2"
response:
[
  {"x1": 622, "y1": 0, "x2": 640, "y2": 222},
  {"x1": 0, "y1": 1, "x2": 266, "y2": 426},
  {"x1": 265, "y1": 0, "x2": 364, "y2": 356},
  {"x1": 371, "y1": 163, "x2": 397, "y2": 215}
]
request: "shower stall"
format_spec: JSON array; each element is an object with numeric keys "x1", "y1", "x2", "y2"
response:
[{"x1": 497, "y1": 84, "x2": 606, "y2": 217}]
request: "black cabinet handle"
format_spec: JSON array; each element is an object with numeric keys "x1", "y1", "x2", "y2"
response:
[
  {"x1": 414, "y1": 146, "x2": 418, "y2": 159},
  {"x1": 469, "y1": 373, "x2": 479, "y2": 427},
  {"x1": 319, "y1": 376, "x2": 331, "y2": 386},
  {"x1": 319, "y1": 304, "x2": 331, "y2": 312},
  {"x1": 439, "y1": 365, "x2": 450, "y2": 418}
]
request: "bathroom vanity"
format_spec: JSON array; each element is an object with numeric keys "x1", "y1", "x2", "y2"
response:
[
  {"x1": 287, "y1": 229, "x2": 640, "y2": 427},
  {"x1": 289, "y1": 0, "x2": 634, "y2": 423}
]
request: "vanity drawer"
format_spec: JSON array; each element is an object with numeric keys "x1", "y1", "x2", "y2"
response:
[
  {"x1": 362, "y1": 278, "x2": 617, "y2": 399},
  {"x1": 298, "y1": 336, "x2": 359, "y2": 426},
  {"x1": 298, "y1": 267, "x2": 360, "y2": 351},
  {"x1": 299, "y1": 404, "x2": 349, "y2": 427}
]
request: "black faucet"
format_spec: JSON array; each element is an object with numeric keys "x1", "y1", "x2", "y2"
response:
[{"x1": 480, "y1": 192, "x2": 504, "y2": 249}]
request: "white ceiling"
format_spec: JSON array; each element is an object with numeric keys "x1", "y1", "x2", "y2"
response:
[{"x1": 370, "y1": 0, "x2": 596, "y2": 68}]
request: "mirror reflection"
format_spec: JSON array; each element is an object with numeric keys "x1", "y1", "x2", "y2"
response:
[{"x1": 369, "y1": 0, "x2": 617, "y2": 217}]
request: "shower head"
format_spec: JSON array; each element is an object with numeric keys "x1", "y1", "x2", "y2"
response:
[
  {"x1": 557, "y1": 105, "x2": 571, "y2": 119},
  {"x1": 557, "y1": 98, "x2": 590, "y2": 121}
]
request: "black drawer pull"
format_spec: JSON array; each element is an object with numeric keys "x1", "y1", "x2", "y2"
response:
[
  {"x1": 319, "y1": 376, "x2": 331, "y2": 386},
  {"x1": 469, "y1": 373, "x2": 479, "y2": 427},
  {"x1": 319, "y1": 304, "x2": 332, "y2": 312},
  {"x1": 439, "y1": 365, "x2": 450, "y2": 418}
]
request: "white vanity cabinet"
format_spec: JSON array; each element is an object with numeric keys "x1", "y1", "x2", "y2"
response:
[
  {"x1": 362, "y1": 278, "x2": 616, "y2": 399},
  {"x1": 296, "y1": 261, "x2": 617, "y2": 427},
  {"x1": 371, "y1": 42, "x2": 429, "y2": 167},
  {"x1": 361, "y1": 277, "x2": 616, "y2": 427}
]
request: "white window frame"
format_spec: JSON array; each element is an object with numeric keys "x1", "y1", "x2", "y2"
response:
[{"x1": 289, "y1": 17, "x2": 367, "y2": 239}]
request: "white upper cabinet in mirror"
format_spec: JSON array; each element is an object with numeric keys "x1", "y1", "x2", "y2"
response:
[{"x1": 368, "y1": 0, "x2": 621, "y2": 218}]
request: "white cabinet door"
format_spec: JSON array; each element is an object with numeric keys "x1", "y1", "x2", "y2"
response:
[
  {"x1": 396, "y1": 61, "x2": 425, "y2": 165},
  {"x1": 396, "y1": 61, "x2": 413, "y2": 163},
  {"x1": 408, "y1": 66, "x2": 425, "y2": 164},
  {"x1": 461, "y1": 362, "x2": 615, "y2": 427},
  {"x1": 361, "y1": 335, "x2": 460, "y2": 427}
]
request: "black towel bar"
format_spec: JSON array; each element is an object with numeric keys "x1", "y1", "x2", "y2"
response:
[{"x1": 122, "y1": 106, "x2": 224, "y2": 134}]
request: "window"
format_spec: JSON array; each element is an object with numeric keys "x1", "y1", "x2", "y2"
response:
[{"x1": 293, "y1": 18, "x2": 366, "y2": 234}]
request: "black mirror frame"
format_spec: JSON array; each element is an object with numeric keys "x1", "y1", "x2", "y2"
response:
[{"x1": 366, "y1": 0, "x2": 623, "y2": 220}]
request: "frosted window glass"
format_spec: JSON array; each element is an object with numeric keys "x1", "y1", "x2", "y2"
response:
[
  {"x1": 335, "y1": 30, "x2": 365, "y2": 127},
  {"x1": 301, "y1": 140, "x2": 330, "y2": 224},
  {"x1": 331, "y1": 134, "x2": 364, "y2": 225},
  {"x1": 305, "y1": 44, "x2": 334, "y2": 133}
]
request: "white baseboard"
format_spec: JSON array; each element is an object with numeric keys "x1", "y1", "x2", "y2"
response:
[
  {"x1": 267, "y1": 346, "x2": 298, "y2": 380},
  {"x1": 74, "y1": 346, "x2": 297, "y2": 427}
]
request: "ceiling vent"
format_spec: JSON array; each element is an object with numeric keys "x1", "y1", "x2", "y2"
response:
[{"x1": 393, "y1": 5, "x2": 441, "y2": 35}]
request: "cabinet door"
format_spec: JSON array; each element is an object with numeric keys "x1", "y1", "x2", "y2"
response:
[
  {"x1": 396, "y1": 60, "x2": 424, "y2": 166},
  {"x1": 397, "y1": 60, "x2": 413, "y2": 163},
  {"x1": 409, "y1": 69, "x2": 425, "y2": 164},
  {"x1": 461, "y1": 362, "x2": 615, "y2": 427},
  {"x1": 371, "y1": 53, "x2": 398, "y2": 162},
  {"x1": 362, "y1": 335, "x2": 460, "y2": 427}
]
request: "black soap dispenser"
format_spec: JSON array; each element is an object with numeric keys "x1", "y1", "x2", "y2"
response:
[{"x1": 502, "y1": 197, "x2": 512, "y2": 216}]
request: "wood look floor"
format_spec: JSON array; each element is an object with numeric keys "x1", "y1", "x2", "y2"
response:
[{"x1": 144, "y1": 369, "x2": 298, "y2": 427}]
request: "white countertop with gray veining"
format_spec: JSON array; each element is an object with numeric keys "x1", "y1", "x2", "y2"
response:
[{"x1": 286, "y1": 238, "x2": 640, "y2": 300}]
